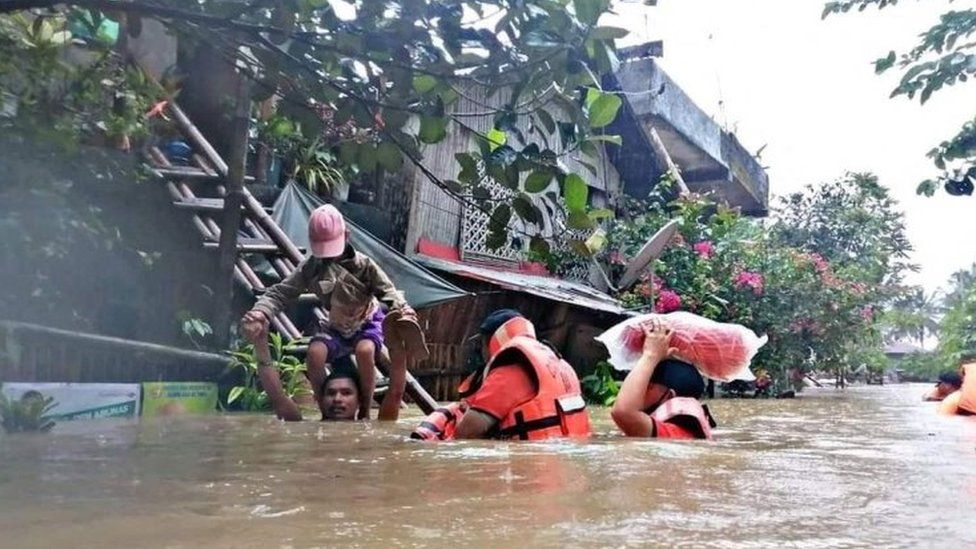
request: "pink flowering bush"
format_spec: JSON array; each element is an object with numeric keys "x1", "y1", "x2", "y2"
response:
[
  {"x1": 654, "y1": 289, "x2": 682, "y2": 313},
  {"x1": 693, "y1": 240, "x2": 714, "y2": 259},
  {"x1": 594, "y1": 173, "x2": 910, "y2": 388},
  {"x1": 733, "y1": 271, "x2": 764, "y2": 295}
]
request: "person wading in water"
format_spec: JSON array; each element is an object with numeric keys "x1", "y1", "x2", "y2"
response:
[
  {"x1": 414, "y1": 309, "x2": 591, "y2": 441},
  {"x1": 611, "y1": 318, "x2": 717, "y2": 440},
  {"x1": 240, "y1": 204, "x2": 427, "y2": 421}
]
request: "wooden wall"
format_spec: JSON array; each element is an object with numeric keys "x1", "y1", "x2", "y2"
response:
[
  {"x1": 410, "y1": 275, "x2": 622, "y2": 401},
  {"x1": 402, "y1": 86, "x2": 625, "y2": 256}
]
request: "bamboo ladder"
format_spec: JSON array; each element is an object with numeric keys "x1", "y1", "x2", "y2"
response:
[{"x1": 147, "y1": 102, "x2": 437, "y2": 414}]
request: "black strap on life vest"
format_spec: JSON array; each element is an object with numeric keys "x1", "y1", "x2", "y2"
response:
[
  {"x1": 495, "y1": 403, "x2": 587, "y2": 440},
  {"x1": 496, "y1": 410, "x2": 562, "y2": 440},
  {"x1": 701, "y1": 403, "x2": 718, "y2": 428}
]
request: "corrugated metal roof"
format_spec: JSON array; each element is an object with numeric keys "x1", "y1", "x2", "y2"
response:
[{"x1": 413, "y1": 255, "x2": 632, "y2": 317}]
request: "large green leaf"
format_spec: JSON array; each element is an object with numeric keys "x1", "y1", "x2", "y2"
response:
[
  {"x1": 456, "y1": 152, "x2": 480, "y2": 184},
  {"x1": 489, "y1": 204, "x2": 512, "y2": 231},
  {"x1": 585, "y1": 228, "x2": 607, "y2": 253},
  {"x1": 529, "y1": 235, "x2": 551, "y2": 256},
  {"x1": 412, "y1": 75, "x2": 438, "y2": 94},
  {"x1": 486, "y1": 128, "x2": 507, "y2": 152},
  {"x1": 358, "y1": 144, "x2": 378, "y2": 172},
  {"x1": 227, "y1": 386, "x2": 245, "y2": 405},
  {"x1": 376, "y1": 142, "x2": 403, "y2": 171},
  {"x1": 486, "y1": 227, "x2": 508, "y2": 250},
  {"x1": 524, "y1": 170, "x2": 553, "y2": 193},
  {"x1": 419, "y1": 116, "x2": 448, "y2": 144},
  {"x1": 567, "y1": 210, "x2": 597, "y2": 230},
  {"x1": 536, "y1": 110, "x2": 556, "y2": 134},
  {"x1": 588, "y1": 91, "x2": 622, "y2": 129},
  {"x1": 573, "y1": 0, "x2": 606, "y2": 25},
  {"x1": 563, "y1": 173, "x2": 589, "y2": 212},
  {"x1": 513, "y1": 193, "x2": 540, "y2": 224}
]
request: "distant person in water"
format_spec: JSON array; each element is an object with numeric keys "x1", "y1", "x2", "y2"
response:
[
  {"x1": 611, "y1": 318, "x2": 716, "y2": 440},
  {"x1": 923, "y1": 372, "x2": 963, "y2": 402}
]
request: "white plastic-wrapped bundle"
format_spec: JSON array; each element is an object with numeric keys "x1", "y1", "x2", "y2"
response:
[{"x1": 596, "y1": 312, "x2": 766, "y2": 382}]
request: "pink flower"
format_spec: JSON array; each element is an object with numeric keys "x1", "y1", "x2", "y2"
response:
[
  {"x1": 638, "y1": 283, "x2": 653, "y2": 298},
  {"x1": 609, "y1": 251, "x2": 626, "y2": 265},
  {"x1": 693, "y1": 240, "x2": 714, "y2": 259},
  {"x1": 655, "y1": 289, "x2": 682, "y2": 313},
  {"x1": 733, "y1": 271, "x2": 764, "y2": 295}
]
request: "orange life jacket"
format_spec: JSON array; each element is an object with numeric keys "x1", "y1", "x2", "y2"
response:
[
  {"x1": 410, "y1": 402, "x2": 466, "y2": 441},
  {"x1": 461, "y1": 316, "x2": 591, "y2": 440},
  {"x1": 959, "y1": 363, "x2": 976, "y2": 415},
  {"x1": 648, "y1": 397, "x2": 714, "y2": 440}
]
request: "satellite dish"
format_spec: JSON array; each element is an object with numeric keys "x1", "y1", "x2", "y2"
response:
[{"x1": 616, "y1": 219, "x2": 680, "y2": 290}]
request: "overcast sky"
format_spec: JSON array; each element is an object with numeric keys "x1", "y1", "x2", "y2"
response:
[{"x1": 607, "y1": 0, "x2": 975, "y2": 294}]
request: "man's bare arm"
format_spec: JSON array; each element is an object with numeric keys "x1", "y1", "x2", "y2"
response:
[
  {"x1": 250, "y1": 324, "x2": 303, "y2": 421},
  {"x1": 454, "y1": 408, "x2": 497, "y2": 439}
]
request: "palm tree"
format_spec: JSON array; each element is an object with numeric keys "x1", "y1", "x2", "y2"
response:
[
  {"x1": 945, "y1": 264, "x2": 976, "y2": 308},
  {"x1": 887, "y1": 286, "x2": 942, "y2": 347}
]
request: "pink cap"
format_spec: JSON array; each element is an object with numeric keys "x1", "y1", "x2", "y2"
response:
[{"x1": 308, "y1": 204, "x2": 346, "y2": 258}]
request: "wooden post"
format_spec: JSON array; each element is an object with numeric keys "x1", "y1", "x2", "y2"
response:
[
  {"x1": 212, "y1": 80, "x2": 251, "y2": 347},
  {"x1": 648, "y1": 127, "x2": 691, "y2": 196}
]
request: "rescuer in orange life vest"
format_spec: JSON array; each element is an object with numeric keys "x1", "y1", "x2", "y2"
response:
[
  {"x1": 611, "y1": 317, "x2": 717, "y2": 440},
  {"x1": 938, "y1": 355, "x2": 976, "y2": 417},
  {"x1": 415, "y1": 309, "x2": 591, "y2": 441}
]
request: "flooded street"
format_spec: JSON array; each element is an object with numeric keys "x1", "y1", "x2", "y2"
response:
[{"x1": 1, "y1": 384, "x2": 974, "y2": 548}]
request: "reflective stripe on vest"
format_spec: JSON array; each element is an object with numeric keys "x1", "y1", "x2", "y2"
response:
[
  {"x1": 487, "y1": 316, "x2": 537, "y2": 357},
  {"x1": 485, "y1": 335, "x2": 591, "y2": 441},
  {"x1": 411, "y1": 402, "x2": 466, "y2": 441},
  {"x1": 648, "y1": 397, "x2": 714, "y2": 440}
]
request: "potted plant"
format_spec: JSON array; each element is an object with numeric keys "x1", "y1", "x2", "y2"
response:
[{"x1": 288, "y1": 137, "x2": 347, "y2": 200}]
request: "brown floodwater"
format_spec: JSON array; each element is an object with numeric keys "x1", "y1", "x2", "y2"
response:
[{"x1": 0, "y1": 384, "x2": 974, "y2": 548}]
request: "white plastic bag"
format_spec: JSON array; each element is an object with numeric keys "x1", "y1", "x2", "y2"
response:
[{"x1": 596, "y1": 312, "x2": 766, "y2": 382}]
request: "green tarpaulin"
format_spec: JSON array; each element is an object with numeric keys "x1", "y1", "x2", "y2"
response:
[{"x1": 254, "y1": 182, "x2": 470, "y2": 309}]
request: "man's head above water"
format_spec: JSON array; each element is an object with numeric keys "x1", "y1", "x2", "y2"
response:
[
  {"x1": 643, "y1": 358, "x2": 706, "y2": 412},
  {"x1": 935, "y1": 371, "x2": 963, "y2": 397},
  {"x1": 320, "y1": 357, "x2": 361, "y2": 421}
]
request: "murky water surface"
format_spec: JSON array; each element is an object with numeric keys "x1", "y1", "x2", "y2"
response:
[{"x1": 1, "y1": 384, "x2": 974, "y2": 548}]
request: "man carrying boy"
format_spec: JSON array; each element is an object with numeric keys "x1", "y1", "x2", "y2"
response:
[{"x1": 240, "y1": 204, "x2": 426, "y2": 420}]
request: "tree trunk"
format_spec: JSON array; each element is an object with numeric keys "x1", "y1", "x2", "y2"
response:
[{"x1": 212, "y1": 80, "x2": 251, "y2": 347}]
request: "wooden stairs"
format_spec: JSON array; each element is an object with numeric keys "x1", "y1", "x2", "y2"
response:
[{"x1": 146, "y1": 102, "x2": 437, "y2": 414}]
